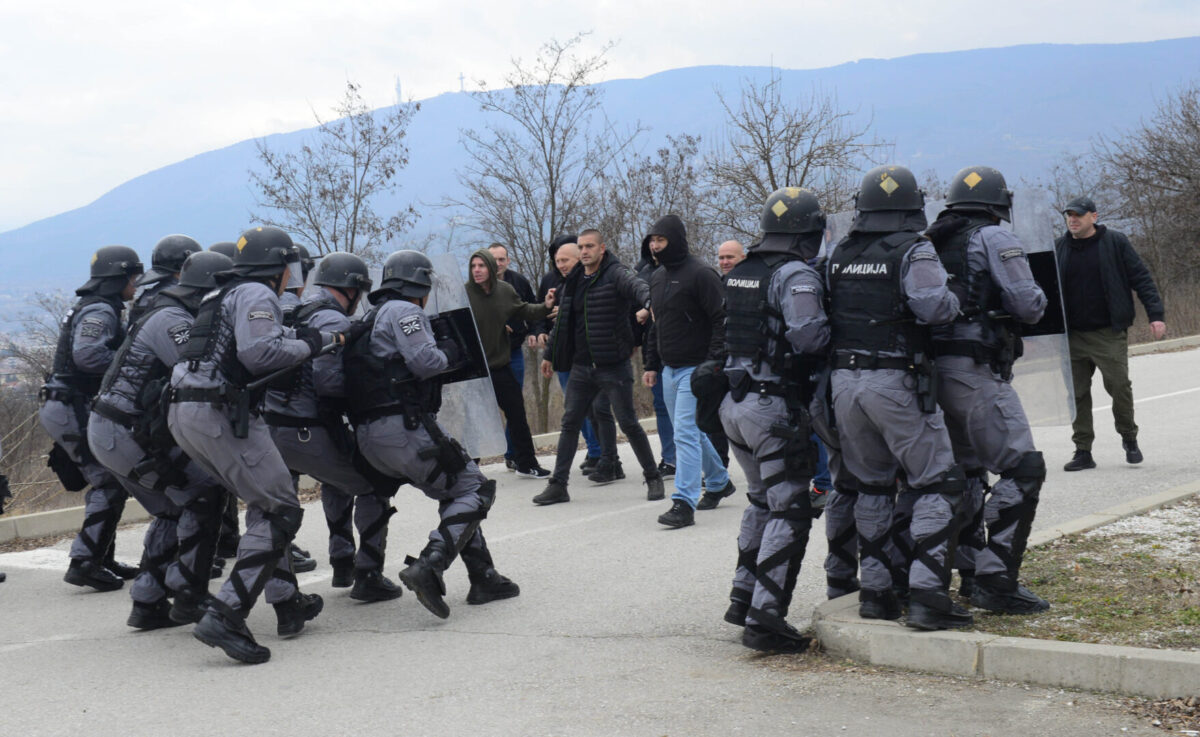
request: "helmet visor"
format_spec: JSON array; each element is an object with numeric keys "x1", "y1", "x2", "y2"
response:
[{"x1": 283, "y1": 249, "x2": 305, "y2": 290}]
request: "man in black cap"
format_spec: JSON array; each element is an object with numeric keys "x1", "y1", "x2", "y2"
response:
[{"x1": 1055, "y1": 197, "x2": 1166, "y2": 472}]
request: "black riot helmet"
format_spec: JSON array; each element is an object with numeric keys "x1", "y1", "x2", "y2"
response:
[
  {"x1": 945, "y1": 165, "x2": 1013, "y2": 222},
  {"x1": 854, "y1": 165, "x2": 925, "y2": 213},
  {"x1": 231, "y1": 227, "x2": 304, "y2": 287},
  {"x1": 314, "y1": 252, "x2": 373, "y2": 313},
  {"x1": 77, "y1": 245, "x2": 145, "y2": 296},
  {"x1": 209, "y1": 241, "x2": 238, "y2": 259},
  {"x1": 369, "y1": 250, "x2": 433, "y2": 305},
  {"x1": 296, "y1": 244, "x2": 315, "y2": 279},
  {"x1": 137, "y1": 234, "x2": 202, "y2": 286},
  {"x1": 159, "y1": 251, "x2": 234, "y2": 311},
  {"x1": 761, "y1": 187, "x2": 826, "y2": 234}
]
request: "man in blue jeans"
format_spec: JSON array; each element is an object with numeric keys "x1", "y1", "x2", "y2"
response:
[{"x1": 642, "y1": 215, "x2": 733, "y2": 528}]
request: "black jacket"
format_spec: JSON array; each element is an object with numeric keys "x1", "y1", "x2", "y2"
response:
[
  {"x1": 1054, "y1": 224, "x2": 1164, "y2": 332},
  {"x1": 501, "y1": 269, "x2": 537, "y2": 352},
  {"x1": 545, "y1": 251, "x2": 649, "y2": 370},
  {"x1": 642, "y1": 215, "x2": 726, "y2": 371},
  {"x1": 533, "y1": 270, "x2": 561, "y2": 339}
]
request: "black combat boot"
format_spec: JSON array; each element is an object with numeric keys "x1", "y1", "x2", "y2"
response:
[
  {"x1": 330, "y1": 556, "x2": 355, "y2": 588},
  {"x1": 957, "y1": 570, "x2": 977, "y2": 599},
  {"x1": 350, "y1": 569, "x2": 403, "y2": 603},
  {"x1": 466, "y1": 568, "x2": 520, "y2": 605},
  {"x1": 696, "y1": 479, "x2": 737, "y2": 510},
  {"x1": 858, "y1": 588, "x2": 902, "y2": 620},
  {"x1": 398, "y1": 544, "x2": 450, "y2": 619},
  {"x1": 169, "y1": 587, "x2": 209, "y2": 625},
  {"x1": 587, "y1": 459, "x2": 624, "y2": 485},
  {"x1": 645, "y1": 474, "x2": 665, "y2": 501},
  {"x1": 742, "y1": 605, "x2": 812, "y2": 654},
  {"x1": 532, "y1": 480, "x2": 569, "y2": 506},
  {"x1": 970, "y1": 572, "x2": 1050, "y2": 614},
  {"x1": 1063, "y1": 449, "x2": 1095, "y2": 472},
  {"x1": 905, "y1": 588, "x2": 974, "y2": 631},
  {"x1": 274, "y1": 591, "x2": 324, "y2": 636},
  {"x1": 63, "y1": 558, "x2": 124, "y2": 592},
  {"x1": 128, "y1": 599, "x2": 183, "y2": 630},
  {"x1": 657, "y1": 499, "x2": 695, "y2": 528},
  {"x1": 724, "y1": 589, "x2": 751, "y2": 627},
  {"x1": 289, "y1": 544, "x2": 317, "y2": 573},
  {"x1": 194, "y1": 601, "x2": 270, "y2": 664}
]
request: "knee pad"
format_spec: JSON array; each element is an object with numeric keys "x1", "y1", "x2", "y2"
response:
[
  {"x1": 269, "y1": 506, "x2": 304, "y2": 544},
  {"x1": 1000, "y1": 451, "x2": 1045, "y2": 500},
  {"x1": 919, "y1": 464, "x2": 966, "y2": 496}
]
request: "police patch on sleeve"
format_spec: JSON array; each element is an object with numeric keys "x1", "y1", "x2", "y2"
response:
[
  {"x1": 399, "y1": 315, "x2": 424, "y2": 336},
  {"x1": 909, "y1": 251, "x2": 938, "y2": 263},
  {"x1": 167, "y1": 323, "x2": 190, "y2": 345},
  {"x1": 999, "y1": 248, "x2": 1025, "y2": 262},
  {"x1": 790, "y1": 284, "x2": 818, "y2": 295},
  {"x1": 79, "y1": 324, "x2": 103, "y2": 338},
  {"x1": 247, "y1": 311, "x2": 274, "y2": 322}
]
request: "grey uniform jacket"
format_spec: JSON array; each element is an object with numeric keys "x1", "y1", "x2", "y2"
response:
[
  {"x1": 369, "y1": 299, "x2": 449, "y2": 380},
  {"x1": 931, "y1": 226, "x2": 1046, "y2": 345},
  {"x1": 263, "y1": 288, "x2": 351, "y2": 419},
  {"x1": 170, "y1": 281, "x2": 311, "y2": 394},
  {"x1": 724, "y1": 259, "x2": 829, "y2": 384}
]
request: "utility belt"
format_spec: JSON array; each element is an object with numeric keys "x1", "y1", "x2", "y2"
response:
[
  {"x1": 263, "y1": 411, "x2": 322, "y2": 429},
  {"x1": 349, "y1": 403, "x2": 407, "y2": 428},
  {"x1": 728, "y1": 378, "x2": 788, "y2": 403},
  {"x1": 832, "y1": 350, "x2": 939, "y2": 414},
  {"x1": 832, "y1": 351, "x2": 913, "y2": 371},
  {"x1": 38, "y1": 386, "x2": 78, "y2": 404},
  {"x1": 169, "y1": 384, "x2": 259, "y2": 439},
  {"x1": 932, "y1": 337, "x2": 1019, "y2": 381},
  {"x1": 92, "y1": 399, "x2": 139, "y2": 429}
]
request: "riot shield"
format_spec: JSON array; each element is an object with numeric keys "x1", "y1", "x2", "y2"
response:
[
  {"x1": 423, "y1": 253, "x2": 507, "y2": 458},
  {"x1": 428, "y1": 307, "x2": 490, "y2": 384},
  {"x1": 822, "y1": 188, "x2": 1073, "y2": 426}
]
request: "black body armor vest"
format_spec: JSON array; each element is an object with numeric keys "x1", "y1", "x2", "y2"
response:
[
  {"x1": 98, "y1": 298, "x2": 180, "y2": 410},
  {"x1": 828, "y1": 232, "x2": 924, "y2": 356},
  {"x1": 933, "y1": 219, "x2": 1002, "y2": 338},
  {"x1": 724, "y1": 252, "x2": 797, "y2": 374},
  {"x1": 343, "y1": 307, "x2": 442, "y2": 426},
  {"x1": 267, "y1": 300, "x2": 340, "y2": 398},
  {"x1": 49, "y1": 296, "x2": 124, "y2": 398},
  {"x1": 179, "y1": 283, "x2": 254, "y2": 390}
]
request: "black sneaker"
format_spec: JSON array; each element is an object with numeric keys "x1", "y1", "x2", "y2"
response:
[
  {"x1": 645, "y1": 475, "x2": 665, "y2": 501},
  {"x1": 515, "y1": 464, "x2": 551, "y2": 479},
  {"x1": 194, "y1": 603, "x2": 270, "y2": 664},
  {"x1": 532, "y1": 480, "x2": 570, "y2": 506},
  {"x1": 274, "y1": 591, "x2": 324, "y2": 636},
  {"x1": 657, "y1": 461, "x2": 676, "y2": 478},
  {"x1": 697, "y1": 480, "x2": 737, "y2": 510},
  {"x1": 64, "y1": 559, "x2": 124, "y2": 592},
  {"x1": 1063, "y1": 449, "x2": 1096, "y2": 472},
  {"x1": 128, "y1": 599, "x2": 183, "y2": 630},
  {"x1": 330, "y1": 556, "x2": 355, "y2": 588},
  {"x1": 1123, "y1": 438, "x2": 1143, "y2": 464},
  {"x1": 505, "y1": 458, "x2": 517, "y2": 471},
  {"x1": 579, "y1": 456, "x2": 600, "y2": 474},
  {"x1": 657, "y1": 500, "x2": 695, "y2": 529},
  {"x1": 398, "y1": 555, "x2": 450, "y2": 619},
  {"x1": 289, "y1": 544, "x2": 317, "y2": 573},
  {"x1": 350, "y1": 569, "x2": 403, "y2": 603},
  {"x1": 466, "y1": 568, "x2": 521, "y2": 605},
  {"x1": 587, "y1": 460, "x2": 625, "y2": 485}
]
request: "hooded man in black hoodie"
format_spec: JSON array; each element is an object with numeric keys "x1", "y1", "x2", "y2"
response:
[{"x1": 642, "y1": 215, "x2": 734, "y2": 529}]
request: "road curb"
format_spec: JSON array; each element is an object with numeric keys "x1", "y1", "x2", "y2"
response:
[
  {"x1": 1129, "y1": 334, "x2": 1200, "y2": 356},
  {"x1": 811, "y1": 479, "x2": 1200, "y2": 699}
]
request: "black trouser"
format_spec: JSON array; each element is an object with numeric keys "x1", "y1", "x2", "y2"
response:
[
  {"x1": 551, "y1": 361, "x2": 658, "y2": 486},
  {"x1": 490, "y1": 365, "x2": 538, "y2": 469},
  {"x1": 707, "y1": 428, "x2": 730, "y2": 469}
]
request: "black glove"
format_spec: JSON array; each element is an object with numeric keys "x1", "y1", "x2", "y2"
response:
[
  {"x1": 295, "y1": 326, "x2": 325, "y2": 357},
  {"x1": 436, "y1": 338, "x2": 463, "y2": 368},
  {"x1": 343, "y1": 320, "x2": 371, "y2": 345}
]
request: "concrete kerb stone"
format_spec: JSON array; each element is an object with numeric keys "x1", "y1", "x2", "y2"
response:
[
  {"x1": 812, "y1": 479, "x2": 1200, "y2": 698},
  {"x1": 1, "y1": 497, "x2": 153, "y2": 544}
]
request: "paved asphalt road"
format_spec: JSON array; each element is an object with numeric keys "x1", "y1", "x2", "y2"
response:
[{"x1": 3, "y1": 347, "x2": 1197, "y2": 736}]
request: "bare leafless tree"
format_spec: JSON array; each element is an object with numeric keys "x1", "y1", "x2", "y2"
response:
[
  {"x1": 250, "y1": 82, "x2": 420, "y2": 262},
  {"x1": 704, "y1": 72, "x2": 891, "y2": 238}
]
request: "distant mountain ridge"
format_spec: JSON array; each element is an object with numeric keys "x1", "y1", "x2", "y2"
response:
[{"x1": 1, "y1": 37, "x2": 1197, "y2": 296}]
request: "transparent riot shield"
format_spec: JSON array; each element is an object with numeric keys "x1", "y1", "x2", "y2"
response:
[{"x1": 424, "y1": 253, "x2": 507, "y2": 457}]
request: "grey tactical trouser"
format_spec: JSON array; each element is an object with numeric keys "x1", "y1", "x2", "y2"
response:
[
  {"x1": 270, "y1": 425, "x2": 394, "y2": 571},
  {"x1": 40, "y1": 400, "x2": 129, "y2": 564},
  {"x1": 168, "y1": 402, "x2": 299, "y2": 610},
  {"x1": 719, "y1": 393, "x2": 814, "y2": 627},
  {"x1": 936, "y1": 356, "x2": 1040, "y2": 579},
  {"x1": 810, "y1": 387, "x2": 863, "y2": 598},
  {"x1": 831, "y1": 368, "x2": 959, "y2": 593},
  {"x1": 357, "y1": 414, "x2": 490, "y2": 565},
  {"x1": 89, "y1": 414, "x2": 224, "y2": 604}
]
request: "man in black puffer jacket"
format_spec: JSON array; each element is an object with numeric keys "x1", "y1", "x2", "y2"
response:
[
  {"x1": 533, "y1": 229, "x2": 665, "y2": 505},
  {"x1": 642, "y1": 215, "x2": 734, "y2": 529}
]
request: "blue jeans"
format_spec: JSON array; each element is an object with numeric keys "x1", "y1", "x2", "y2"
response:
[
  {"x1": 661, "y1": 365, "x2": 729, "y2": 508},
  {"x1": 557, "y1": 371, "x2": 601, "y2": 459},
  {"x1": 651, "y1": 380, "x2": 675, "y2": 465},
  {"x1": 503, "y1": 347, "x2": 526, "y2": 461},
  {"x1": 812, "y1": 433, "x2": 831, "y2": 492}
]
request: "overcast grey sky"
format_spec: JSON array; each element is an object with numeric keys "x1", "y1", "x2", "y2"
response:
[{"x1": 0, "y1": 0, "x2": 1196, "y2": 232}]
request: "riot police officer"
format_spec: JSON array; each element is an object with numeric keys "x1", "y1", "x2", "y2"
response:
[
  {"x1": 825, "y1": 165, "x2": 970, "y2": 631},
  {"x1": 347, "y1": 250, "x2": 518, "y2": 620},
  {"x1": 41, "y1": 245, "x2": 144, "y2": 591},
  {"x1": 925, "y1": 165, "x2": 1049, "y2": 614},
  {"x1": 718, "y1": 187, "x2": 829, "y2": 653},
  {"x1": 88, "y1": 251, "x2": 233, "y2": 628},
  {"x1": 264, "y1": 252, "x2": 403, "y2": 601},
  {"x1": 169, "y1": 226, "x2": 341, "y2": 664},
  {"x1": 209, "y1": 239, "x2": 244, "y2": 562},
  {"x1": 127, "y1": 234, "x2": 202, "y2": 326}
]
